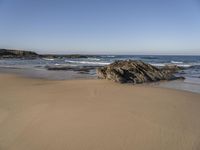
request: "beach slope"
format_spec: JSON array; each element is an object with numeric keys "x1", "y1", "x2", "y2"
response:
[{"x1": 0, "y1": 74, "x2": 200, "y2": 150}]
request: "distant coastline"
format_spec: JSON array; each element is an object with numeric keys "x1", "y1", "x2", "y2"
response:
[{"x1": 0, "y1": 49, "x2": 98, "y2": 59}]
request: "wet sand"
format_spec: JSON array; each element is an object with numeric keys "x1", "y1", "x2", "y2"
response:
[{"x1": 0, "y1": 73, "x2": 200, "y2": 150}]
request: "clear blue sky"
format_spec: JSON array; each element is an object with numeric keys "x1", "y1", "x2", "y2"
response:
[{"x1": 0, "y1": 0, "x2": 200, "y2": 55}]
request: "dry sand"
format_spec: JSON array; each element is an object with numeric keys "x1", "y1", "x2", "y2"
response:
[{"x1": 0, "y1": 73, "x2": 200, "y2": 150}]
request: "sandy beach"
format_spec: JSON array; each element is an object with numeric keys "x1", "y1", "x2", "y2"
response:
[{"x1": 0, "y1": 73, "x2": 200, "y2": 150}]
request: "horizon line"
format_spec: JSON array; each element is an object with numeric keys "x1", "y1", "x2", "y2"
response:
[{"x1": 1, "y1": 48, "x2": 200, "y2": 56}]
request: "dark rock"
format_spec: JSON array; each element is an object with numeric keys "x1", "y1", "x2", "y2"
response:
[
  {"x1": 179, "y1": 71, "x2": 187, "y2": 74},
  {"x1": 188, "y1": 65, "x2": 200, "y2": 70},
  {"x1": 160, "y1": 65, "x2": 184, "y2": 73},
  {"x1": 97, "y1": 60, "x2": 184, "y2": 84},
  {"x1": 46, "y1": 65, "x2": 98, "y2": 74},
  {"x1": 0, "y1": 49, "x2": 39, "y2": 59}
]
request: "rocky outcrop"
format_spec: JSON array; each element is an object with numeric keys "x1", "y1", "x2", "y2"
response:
[
  {"x1": 46, "y1": 65, "x2": 98, "y2": 74},
  {"x1": 97, "y1": 60, "x2": 184, "y2": 84},
  {"x1": 160, "y1": 65, "x2": 184, "y2": 73},
  {"x1": 0, "y1": 49, "x2": 38, "y2": 58}
]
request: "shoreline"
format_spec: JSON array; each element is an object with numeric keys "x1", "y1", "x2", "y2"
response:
[
  {"x1": 1, "y1": 68, "x2": 200, "y2": 94},
  {"x1": 0, "y1": 55, "x2": 200, "y2": 94}
]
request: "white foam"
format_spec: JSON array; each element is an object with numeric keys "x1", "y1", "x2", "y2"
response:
[
  {"x1": 43, "y1": 58, "x2": 54, "y2": 61},
  {"x1": 87, "y1": 58, "x2": 101, "y2": 61},
  {"x1": 151, "y1": 63, "x2": 191, "y2": 68},
  {"x1": 171, "y1": 61, "x2": 183, "y2": 64},
  {"x1": 150, "y1": 63, "x2": 167, "y2": 67},
  {"x1": 177, "y1": 64, "x2": 191, "y2": 67},
  {"x1": 65, "y1": 60, "x2": 110, "y2": 65}
]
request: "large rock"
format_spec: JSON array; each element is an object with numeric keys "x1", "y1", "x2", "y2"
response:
[{"x1": 97, "y1": 60, "x2": 184, "y2": 84}]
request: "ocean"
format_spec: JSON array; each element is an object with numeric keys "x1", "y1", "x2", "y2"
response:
[{"x1": 0, "y1": 55, "x2": 200, "y2": 93}]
